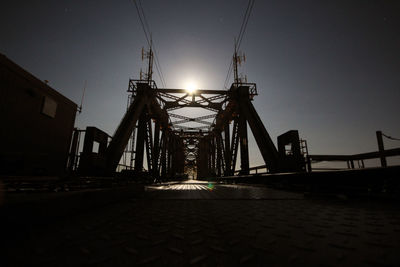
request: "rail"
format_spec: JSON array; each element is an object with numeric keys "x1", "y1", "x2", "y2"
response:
[
  {"x1": 67, "y1": 128, "x2": 132, "y2": 173},
  {"x1": 308, "y1": 147, "x2": 400, "y2": 171},
  {"x1": 234, "y1": 164, "x2": 267, "y2": 175}
]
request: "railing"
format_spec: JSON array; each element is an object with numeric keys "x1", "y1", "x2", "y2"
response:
[
  {"x1": 234, "y1": 164, "x2": 268, "y2": 175},
  {"x1": 128, "y1": 79, "x2": 158, "y2": 94},
  {"x1": 308, "y1": 147, "x2": 400, "y2": 171},
  {"x1": 230, "y1": 82, "x2": 257, "y2": 99},
  {"x1": 67, "y1": 128, "x2": 133, "y2": 174},
  {"x1": 230, "y1": 147, "x2": 400, "y2": 175}
]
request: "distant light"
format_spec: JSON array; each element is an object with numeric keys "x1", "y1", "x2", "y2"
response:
[{"x1": 184, "y1": 81, "x2": 197, "y2": 95}]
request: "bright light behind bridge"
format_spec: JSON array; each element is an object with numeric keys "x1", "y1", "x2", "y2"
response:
[{"x1": 184, "y1": 80, "x2": 197, "y2": 95}]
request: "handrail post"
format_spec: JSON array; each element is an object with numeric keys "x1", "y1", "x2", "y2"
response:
[{"x1": 376, "y1": 131, "x2": 387, "y2": 168}]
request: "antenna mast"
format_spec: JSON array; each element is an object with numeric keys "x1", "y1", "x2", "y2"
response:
[
  {"x1": 141, "y1": 37, "x2": 154, "y2": 83},
  {"x1": 232, "y1": 40, "x2": 246, "y2": 86},
  {"x1": 233, "y1": 41, "x2": 239, "y2": 84},
  {"x1": 78, "y1": 80, "x2": 86, "y2": 113}
]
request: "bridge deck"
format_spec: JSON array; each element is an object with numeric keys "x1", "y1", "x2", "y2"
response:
[{"x1": 2, "y1": 180, "x2": 400, "y2": 266}]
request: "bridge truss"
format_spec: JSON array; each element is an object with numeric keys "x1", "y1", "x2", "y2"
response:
[{"x1": 76, "y1": 47, "x2": 307, "y2": 179}]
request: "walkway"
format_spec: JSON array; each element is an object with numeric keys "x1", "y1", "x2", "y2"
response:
[{"x1": 3, "y1": 180, "x2": 400, "y2": 266}]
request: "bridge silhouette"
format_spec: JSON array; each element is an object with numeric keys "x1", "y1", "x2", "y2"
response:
[{"x1": 1, "y1": 48, "x2": 400, "y2": 266}]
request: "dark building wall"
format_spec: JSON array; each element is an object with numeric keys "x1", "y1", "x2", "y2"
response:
[{"x1": 0, "y1": 54, "x2": 77, "y2": 175}]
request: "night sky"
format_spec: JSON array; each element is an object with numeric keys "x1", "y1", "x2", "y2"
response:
[{"x1": 1, "y1": 0, "x2": 399, "y2": 167}]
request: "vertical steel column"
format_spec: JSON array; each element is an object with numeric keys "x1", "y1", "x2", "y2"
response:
[
  {"x1": 231, "y1": 119, "x2": 240, "y2": 174},
  {"x1": 238, "y1": 113, "x2": 249, "y2": 175},
  {"x1": 220, "y1": 133, "x2": 226, "y2": 174},
  {"x1": 306, "y1": 156, "x2": 312, "y2": 172},
  {"x1": 152, "y1": 121, "x2": 160, "y2": 176},
  {"x1": 171, "y1": 136, "x2": 177, "y2": 176},
  {"x1": 175, "y1": 138, "x2": 185, "y2": 175},
  {"x1": 160, "y1": 130, "x2": 167, "y2": 178},
  {"x1": 196, "y1": 138, "x2": 208, "y2": 179},
  {"x1": 210, "y1": 137, "x2": 216, "y2": 176},
  {"x1": 68, "y1": 128, "x2": 79, "y2": 172},
  {"x1": 224, "y1": 122, "x2": 231, "y2": 175},
  {"x1": 134, "y1": 111, "x2": 147, "y2": 172},
  {"x1": 207, "y1": 138, "x2": 211, "y2": 176},
  {"x1": 216, "y1": 140, "x2": 221, "y2": 176},
  {"x1": 144, "y1": 119, "x2": 153, "y2": 172},
  {"x1": 376, "y1": 131, "x2": 387, "y2": 168},
  {"x1": 167, "y1": 134, "x2": 173, "y2": 177},
  {"x1": 216, "y1": 133, "x2": 225, "y2": 176}
]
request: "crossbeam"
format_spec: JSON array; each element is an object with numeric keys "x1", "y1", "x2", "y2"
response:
[{"x1": 156, "y1": 88, "x2": 228, "y2": 95}]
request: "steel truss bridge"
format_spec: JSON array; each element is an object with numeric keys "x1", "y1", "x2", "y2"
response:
[{"x1": 74, "y1": 76, "x2": 307, "y2": 179}]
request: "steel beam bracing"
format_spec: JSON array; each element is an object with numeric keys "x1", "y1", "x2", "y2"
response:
[
  {"x1": 105, "y1": 90, "x2": 149, "y2": 172},
  {"x1": 170, "y1": 113, "x2": 214, "y2": 126},
  {"x1": 96, "y1": 76, "x2": 289, "y2": 179},
  {"x1": 173, "y1": 120, "x2": 212, "y2": 126},
  {"x1": 160, "y1": 131, "x2": 167, "y2": 177},
  {"x1": 152, "y1": 121, "x2": 161, "y2": 176},
  {"x1": 238, "y1": 89, "x2": 280, "y2": 172},
  {"x1": 224, "y1": 122, "x2": 231, "y2": 175},
  {"x1": 155, "y1": 88, "x2": 228, "y2": 95},
  {"x1": 230, "y1": 119, "x2": 240, "y2": 175},
  {"x1": 238, "y1": 110, "x2": 249, "y2": 175},
  {"x1": 216, "y1": 133, "x2": 225, "y2": 176},
  {"x1": 134, "y1": 110, "x2": 147, "y2": 172},
  {"x1": 145, "y1": 118, "x2": 153, "y2": 172}
]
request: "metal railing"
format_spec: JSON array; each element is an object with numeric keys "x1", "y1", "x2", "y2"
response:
[{"x1": 308, "y1": 147, "x2": 400, "y2": 171}]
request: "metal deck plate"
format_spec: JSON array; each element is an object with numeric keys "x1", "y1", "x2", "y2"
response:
[{"x1": 4, "y1": 181, "x2": 400, "y2": 266}]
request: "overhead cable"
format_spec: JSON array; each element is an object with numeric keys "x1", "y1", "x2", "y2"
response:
[
  {"x1": 382, "y1": 132, "x2": 400, "y2": 141},
  {"x1": 131, "y1": 0, "x2": 167, "y2": 87},
  {"x1": 223, "y1": 0, "x2": 255, "y2": 89}
]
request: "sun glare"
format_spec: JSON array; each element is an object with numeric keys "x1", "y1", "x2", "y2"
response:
[{"x1": 185, "y1": 81, "x2": 197, "y2": 95}]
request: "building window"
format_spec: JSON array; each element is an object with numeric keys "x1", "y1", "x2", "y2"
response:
[{"x1": 41, "y1": 96, "x2": 57, "y2": 118}]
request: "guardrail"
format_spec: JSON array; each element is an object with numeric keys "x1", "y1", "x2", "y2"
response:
[
  {"x1": 234, "y1": 164, "x2": 267, "y2": 175},
  {"x1": 230, "y1": 147, "x2": 400, "y2": 175},
  {"x1": 308, "y1": 147, "x2": 400, "y2": 171}
]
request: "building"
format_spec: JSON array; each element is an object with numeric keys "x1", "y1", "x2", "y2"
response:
[{"x1": 0, "y1": 53, "x2": 77, "y2": 175}]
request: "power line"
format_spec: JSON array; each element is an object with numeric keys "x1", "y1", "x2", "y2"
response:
[
  {"x1": 236, "y1": 0, "x2": 252, "y2": 50},
  {"x1": 223, "y1": 61, "x2": 233, "y2": 89},
  {"x1": 135, "y1": 0, "x2": 167, "y2": 87},
  {"x1": 152, "y1": 44, "x2": 167, "y2": 87},
  {"x1": 138, "y1": 0, "x2": 151, "y2": 38},
  {"x1": 382, "y1": 132, "x2": 400, "y2": 141},
  {"x1": 132, "y1": 0, "x2": 150, "y2": 45},
  {"x1": 131, "y1": 0, "x2": 167, "y2": 87},
  {"x1": 237, "y1": 0, "x2": 255, "y2": 50},
  {"x1": 223, "y1": 0, "x2": 255, "y2": 89},
  {"x1": 137, "y1": 0, "x2": 167, "y2": 87}
]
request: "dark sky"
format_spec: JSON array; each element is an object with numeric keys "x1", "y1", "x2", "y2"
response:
[{"x1": 1, "y1": 0, "x2": 399, "y2": 166}]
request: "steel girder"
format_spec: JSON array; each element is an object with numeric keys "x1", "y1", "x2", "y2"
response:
[
  {"x1": 105, "y1": 86, "x2": 150, "y2": 172},
  {"x1": 103, "y1": 80, "x2": 282, "y2": 178},
  {"x1": 134, "y1": 110, "x2": 147, "y2": 172},
  {"x1": 211, "y1": 85, "x2": 281, "y2": 175},
  {"x1": 236, "y1": 87, "x2": 280, "y2": 173}
]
